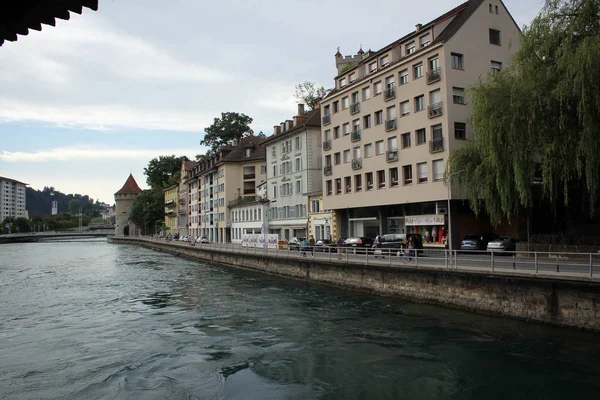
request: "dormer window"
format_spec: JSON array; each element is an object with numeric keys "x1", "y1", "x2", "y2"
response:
[
  {"x1": 369, "y1": 61, "x2": 377, "y2": 73},
  {"x1": 380, "y1": 55, "x2": 389, "y2": 68},
  {"x1": 406, "y1": 41, "x2": 415, "y2": 55},
  {"x1": 349, "y1": 72, "x2": 356, "y2": 83},
  {"x1": 245, "y1": 148, "x2": 252, "y2": 157},
  {"x1": 420, "y1": 33, "x2": 430, "y2": 48},
  {"x1": 339, "y1": 77, "x2": 347, "y2": 88}
]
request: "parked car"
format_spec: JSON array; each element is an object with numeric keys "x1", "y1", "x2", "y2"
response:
[
  {"x1": 342, "y1": 237, "x2": 374, "y2": 253},
  {"x1": 487, "y1": 236, "x2": 518, "y2": 252},
  {"x1": 460, "y1": 233, "x2": 498, "y2": 251},
  {"x1": 196, "y1": 236, "x2": 209, "y2": 244},
  {"x1": 314, "y1": 239, "x2": 336, "y2": 252},
  {"x1": 380, "y1": 233, "x2": 424, "y2": 254},
  {"x1": 288, "y1": 237, "x2": 305, "y2": 251}
]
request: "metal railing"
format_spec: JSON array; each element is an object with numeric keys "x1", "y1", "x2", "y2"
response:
[
  {"x1": 428, "y1": 102, "x2": 443, "y2": 118},
  {"x1": 429, "y1": 137, "x2": 444, "y2": 153},
  {"x1": 350, "y1": 103, "x2": 360, "y2": 114},
  {"x1": 351, "y1": 129, "x2": 361, "y2": 142},
  {"x1": 351, "y1": 158, "x2": 362, "y2": 170},
  {"x1": 323, "y1": 139, "x2": 332, "y2": 150},
  {"x1": 384, "y1": 87, "x2": 396, "y2": 100},
  {"x1": 385, "y1": 119, "x2": 397, "y2": 131},
  {"x1": 426, "y1": 67, "x2": 441, "y2": 84},
  {"x1": 322, "y1": 115, "x2": 331, "y2": 125},
  {"x1": 386, "y1": 150, "x2": 398, "y2": 162},
  {"x1": 324, "y1": 165, "x2": 332, "y2": 176}
]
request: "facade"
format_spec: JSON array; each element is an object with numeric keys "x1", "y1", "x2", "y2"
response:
[
  {"x1": 229, "y1": 182, "x2": 269, "y2": 244},
  {"x1": 0, "y1": 176, "x2": 27, "y2": 221},
  {"x1": 194, "y1": 135, "x2": 267, "y2": 243},
  {"x1": 307, "y1": 192, "x2": 337, "y2": 242},
  {"x1": 163, "y1": 184, "x2": 178, "y2": 234},
  {"x1": 321, "y1": 0, "x2": 520, "y2": 247},
  {"x1": 177, "y1": 161, "x2": 197, "y2": 237},
  {"x1": 263, "y1": 104, "x2": 323, "y2": 240},
  {"x1": 114, "y1": 174, "x2": 142, "y2": 237}
]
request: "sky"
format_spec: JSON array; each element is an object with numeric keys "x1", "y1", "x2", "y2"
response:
[{"x1": 0, "y1": 0, "x2": 544, "y2": 205}]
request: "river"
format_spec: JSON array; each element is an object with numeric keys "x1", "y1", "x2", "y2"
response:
[{"x1": 1, "y1": 239, "x2": 599, "y2": 399}]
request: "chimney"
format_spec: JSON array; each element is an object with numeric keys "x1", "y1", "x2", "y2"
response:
[
  {"x1": 293, "y1": 116, "x2": 298, "y2": 127},
  {"x1": 297, "y1": 103, "x2": 305, "y2": 115},
  {"x1": 415, "y1": 23, "x2": 422, "y2": 32},
  {"x1": 274, "y1": 125, "x2": 281, "y2": 135},
  {"x1": 280, "y1": 122, "x2": 285, "y2": 132},
  {"x1": 285, "y1": 119, "x2": 293, "y2": 130}
]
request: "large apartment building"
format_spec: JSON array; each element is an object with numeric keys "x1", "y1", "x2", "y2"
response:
[
  {"x1": 0, "y1": 176, "x2": 27, "y2": 221},
  {"x1": 177, "y1": 160, "x2": 197, "y2": 237},
  {"x1": 263, "y1": 104, "x2": 322, "y2": 240},
  {"x1": 321, "y1": 0, "x2": 520, "y2": 248},
  {"x1": 163, "y1": 184, "x2": 178, "y2": 234}
]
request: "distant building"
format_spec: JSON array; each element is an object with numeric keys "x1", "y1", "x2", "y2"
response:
[
  {"x1": 114, "y1": 174, "x2": 142, "y2": 237},
  {"x1": 163, "y1": 184, "x2": 179, "y2": 235},
  {"x1": 0, "y1": 176, "x2": 27, "y2": 221},
  {"x1": 51, "y1": 200, "x2": 58, "y2": 215}
]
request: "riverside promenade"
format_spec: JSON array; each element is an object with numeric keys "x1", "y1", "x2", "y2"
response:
[{"x1": 109, "y1": 236, "x2": 600, "y2": 331}]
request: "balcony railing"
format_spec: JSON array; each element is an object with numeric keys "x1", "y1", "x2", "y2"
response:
[
  {"x1": 323, "y1": 139, "x2": 332, "y2": 150},
  {"x1": 243, "y1": 174, "x2": 255, "y2": 180},
  {"x1": 430, "y1": 137, "x2": 444, "y2": 153},
  {"x1": 243, "y1": 188, "x2": 255, "y2": 195},
  {"x1": 227, "y1": 195, "x2": 268, "y2": 208},
  {"x1": 351, "y1": 158, "x2": 362, "y2": 170},
  {"x1": 178, "y1": 210, "x2": 185, "y2": 215},
  {"x1": 385, "y1": 119, "x2": 397, "y2": 131},
  {"x1": 350, "y1": 102, "x2": 360, "y2": 114},
  {"x1": 323, "y1": 115, "x2": 331, "y2": 125},
  {"x1": 428, "y1": 102, "x2": 443, "y2": 118},
  {"x1": 324, "y1": 165, "x2": 333, "y2": 176},
  {"x1": 164, "y1": 199, "x2": 175, "y2": 207},
  {"x1": 351, "y1": 129, "x2": 361, "y2": 142},
  {"x1": 384, "y1": 87, "x2": 396, "y2": 100},
  {"x1": 427, "y1": 67, "x2": 441, "y2": 84},
  {"x1": 386, "y1": 149, "x2": 398, "y2": 162}
]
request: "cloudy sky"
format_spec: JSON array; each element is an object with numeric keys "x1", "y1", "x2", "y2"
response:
[{"x1": 0, "y1": 0, "x2": 543, "y2": 205}]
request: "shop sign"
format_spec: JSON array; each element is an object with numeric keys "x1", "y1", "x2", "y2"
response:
[{"x1": 405, "y1": 215, "x2": 445, "y2": 226}]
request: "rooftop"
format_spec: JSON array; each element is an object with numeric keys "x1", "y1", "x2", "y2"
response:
[{"x1": 114, "y1": 174, "x2": 143, "y2": 196}]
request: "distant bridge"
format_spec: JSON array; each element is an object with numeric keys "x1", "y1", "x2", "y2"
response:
[{"x1": 0, "y1": 230, "x2": 114, "y2": 244}]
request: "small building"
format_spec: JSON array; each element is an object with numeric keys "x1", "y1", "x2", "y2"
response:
[
  {"x1": 229, "y1": 181, "x2": 269, "y2": 244},
  {"x1": 307, "y1": 191, "x2": 336, "y2": 242},
  {"x1": 114, "y1": 174, "x2": 142, "y2": 237},
  {"x1": 163, "y1": 184, "x2": 179, "y2": 235}
]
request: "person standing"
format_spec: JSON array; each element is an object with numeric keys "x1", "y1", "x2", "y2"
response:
[{"x1": 337, "y1": 236, "x2": 344, "y2": 260}]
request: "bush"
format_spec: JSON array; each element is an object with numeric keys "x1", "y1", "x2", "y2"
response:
[{"x1": 529, "y1": 233, "x2": 600, "y2": 246}]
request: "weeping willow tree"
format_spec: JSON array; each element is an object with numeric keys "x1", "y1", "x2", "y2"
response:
[{"x1": 448, "y1": 0, "x2": 600, "y2": 225}]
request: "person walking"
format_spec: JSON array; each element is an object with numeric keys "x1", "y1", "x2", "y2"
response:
[
  {"x1": 337, "y1": 236, "x2": 344, "y2": 260},
  {"x1": 309, "y1": 235, "x2": 315, "y2": 255},
  {"x1": 301, "y1": 238, "x2": 308, "y2": 257}
]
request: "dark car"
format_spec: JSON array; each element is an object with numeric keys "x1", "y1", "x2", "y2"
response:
[
  {"x1": 380, "y1": 233, "x2": 424, "y2": 252},
  {"x1": 314, "y1": 239, "x2": 336, "y2": 252},
  {"x1": 342, "y1": 237, "x2": 374, "y2": 254},
  {"x1": 460, "y1": 233, "x2": 498, "y2": 251}
]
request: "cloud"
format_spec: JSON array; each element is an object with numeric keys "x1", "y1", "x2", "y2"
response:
[{"x1": 0, "y1": 145, "x2": 199, "y2": 163}]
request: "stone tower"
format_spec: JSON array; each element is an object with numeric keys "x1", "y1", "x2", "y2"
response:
[{"x1": 114, "y1": 174, "x2": 143, "y2": 237}]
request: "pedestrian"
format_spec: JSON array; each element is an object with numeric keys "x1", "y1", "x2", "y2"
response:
[
  {"x1": 337, "y1": 236, "x2": 344, "y2": 260},
  {"x1": 301, "y1": 238, "x2": 308, "y2": 257}
]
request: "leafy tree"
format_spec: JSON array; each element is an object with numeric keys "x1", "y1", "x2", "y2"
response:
[
  {"x1": 447, "y1": 0, "x2": 600, "y2": 225},
  {"x1": 68, "y1": 199, "x2": 82, "y2": 215},
  {"x1": 294, "y1": 81, "x2": 328, "y2": 111},
  {"x1": 201, "y1": 112, "x2": 253, "y2": 152},
  {"x1": 144, "y1": 155, "x2": 187, "y2": 190},
  {"x1": 129, "y1": 190, "x2": 164, "y2": 234}
]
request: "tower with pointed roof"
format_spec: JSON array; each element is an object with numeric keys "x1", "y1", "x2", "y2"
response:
[{"x1": 114, "y1": 174, "x2": 143, "y2": 237}]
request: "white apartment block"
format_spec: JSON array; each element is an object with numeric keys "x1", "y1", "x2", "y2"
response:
[
  {"x1": 0, "y1": 176, "x2": 27, "y2": 221},
  {"x1": 178, "y1": 161, "x2": 197, "y2": 236},
  {"x1": 263, "y1": 104, "x2": 323, "y2": 241},
  {"x1": 230, "y1": 182, "x2": 268, "y2": 244},
  {"x1": 321, "y1": 0, "x2": 520, "y2": 248}
]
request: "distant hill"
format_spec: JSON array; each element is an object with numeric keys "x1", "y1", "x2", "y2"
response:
[{"x1": 26, "y1": 186, "x2": 101, "y2": 217}]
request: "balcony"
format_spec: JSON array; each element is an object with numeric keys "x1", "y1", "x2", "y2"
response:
[
  {"x1": 385, "y1": 119, "x2": 397, "y2": 131},
  {"x1": 384, "y1": 87, "x2": 395, "y2": 100},
  {"x1": 386, "y1": 150, "x2": 398, "y2": 162},
  {"x1": 427, "y1": 67, "x2": 441, "y2": 84},
  {"x1": 351, "y1": 129, "x2": 361, "y2": 142},
  {"x1": 323, "y1": 139, "x2": 332, "y2": 150},
  {"x1": 228, "y1": 195, "x2": 268, "y2": 208},
  {"x1": 178, "y1": 210, "x2": 185, "y2": 215},
  {"x1": 243, "y1": 188, "x2": 256, "y2": 195},
  {"x1": 430, "y1": 137, "x2": 444, "y2": 153},
  {"x1": 164, "y1": 209, "x2": 175, "y2": 216},
  {"x1": 351, "y1": 158, "x2": 362, "y2": 170},
  {"x1": 428, "y1": 102, "x2": 443, "y2": 118},
  {"x1": 178, "y1": 198, "x2": 185, "y2": 205},
  {"x1": 324, "y1": 165, "x2": 332, "y2": 176},
  {"x1": 350, "y1": 102, "x2": 360, "y2": 114},
  {"x1": 164, "y1": 199, "x2": 175, "y2": 207},
  {"x1": 323, "y1": 115, "x2": 331, "y2": 125},
  {"x1": 243, "y1": 174, "x2": 255, "y2": 180}
]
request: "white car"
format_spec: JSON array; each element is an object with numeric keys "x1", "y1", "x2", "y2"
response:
[{"x1": 196, "y1": 236, "x2": 209, "y2": 244}]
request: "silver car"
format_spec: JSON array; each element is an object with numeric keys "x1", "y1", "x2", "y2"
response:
[{"x1": 487, "y1": 236, "x2": 518, "y2": 252}]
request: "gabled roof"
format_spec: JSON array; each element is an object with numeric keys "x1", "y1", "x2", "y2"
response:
[
  {"x1": 261, "y1": 108, "x2": 321, "y2": 145},
  {"x1": 115, "y1": 174, "x2": 142, "y2": 195},
  {"x1": 221, "y1": 135, "x2": 267, "y2": 163}
]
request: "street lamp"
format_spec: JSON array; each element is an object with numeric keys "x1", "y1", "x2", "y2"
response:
[
  {"x1": 155, "y1": 220, "x2": 163, "y2": 236},
  {"x1": 144, "y1": 222, "x2": 149, "y2": 236},
  {"x1": 446, "y1": 169, "x2": 466, "y2": 252}
]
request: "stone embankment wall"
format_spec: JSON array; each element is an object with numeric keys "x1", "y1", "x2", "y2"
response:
[{"x1": 109, "y1": 237, "x2": 600, "y2": 331}]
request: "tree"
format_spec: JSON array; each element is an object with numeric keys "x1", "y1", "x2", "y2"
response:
[
  {"x1": 144, "y1": 155, "x2": 187, "y2": 190},
  {"x1": 129, "y1": 190, "x2": 164, "y2": 234},
  {"x1": 447, "y1": 0, "x2": 600, "y2": 225},
  {"x1": 201, "y1": 112, "x2": 253, "y2": 152},
  {"x1": 294, "y1": 81, "x2": 328, "y2": 111},
  {"x1": 68, "y1": 199, "x2": 82, "y2": 215}
]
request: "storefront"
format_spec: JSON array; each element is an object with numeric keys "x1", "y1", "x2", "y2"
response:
[
  {"x1": 349, "y1": 217, "x2": 379, "y2": 238},
  {"x1": 405, "y1": 214, "x2": 447, "y2": 247}
]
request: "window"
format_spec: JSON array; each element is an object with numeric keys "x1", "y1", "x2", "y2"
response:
[
  {"x1": 380, "y1": 55, "x2": 389, "y2": 67},
  {"x1": 376, "y1": 140, "x2": 384, "y2": 155},
  {"x1": 351, "y1": 91, "x2": 359, "y2": 105},
  {"x1": 491, "y1": 60, "x2": 503, "y2": 73},
  {"x1": 311, "y1": 199, "x2": 320, "y2": 213},
  {"x1": 362, "y1": 86, "x2": 371, "y2": 101},
  {"x1": 369, "y1": 61, "x2": 377, "y2": 73},
  {"x1": 349, "y1": 72, "x2": 356, "y2": 83},
  {"x1": 417, "y1": 162, "x2": 428, "y2": 183},
  {"x1": 390, "y1": 167, "x2": 399, "y2": 187},
  {"x1": 334, "y1": 152, "x2": 341, "y2": 165},
  {"x1": 405, "y1": 41, "x2": 415, "y2": 55},
  {"x1": 335, "y1": 178, "x2": 342, "y2": 194},
  {"x1": 296, "y1": 180, "x2": 302, "y2": 194},
  {"x1": 415, "y1": 95, "x2": 424, "y2": 112},
  {"x1": 343, "y1": 123, "x2": 350, "y2": 136},
  {"x1": 374, "y1": 81, "x2": 382, "y2": 95},
  {"x1": 273, "y1": 185, "x2": 278, "y2": 198},
  {"x1": 326, "y1": 180, "x2": 332, "y2": 195},
  {"x1": 401, "y1": 132, "x2": 411, "y2": 148},
  {"x1": 333, "y1": 101, "x2": 339, "y2": 113},
  {"x1": 454, "y1": 122, "x2": 467, "y2": 140},
  {"x1": 354, "y1": 174, "x2": 362, "y2": 191},
  {"x1": 433, "y1": 159, "x2": 444, "y2": 181},
  {"x1": 272, "y1": 165, "x2": 277, "y2": 177},
  {"x1": 453, "y1": 87, "x2": 465, "y2": 105},
  {"x1": 364, "y1": 143, "x2": 373, "y2": 158},
  {"x1": 416, "y1": 128, "x2": 426, "y2": 145},
  {"x1": 345, "y1": 176, "x2": 352, "y2": 193},
  {"x1": 420, "y1": 33, "x2": 430, "y2": 48},
  {"x1": 342, "y1": 96, "x2": 349, "y2": 109},
  {"x1": 375, "y1": 110, "x2": 383, "y2": 125},
  {"x1": 343, "y1": 150, "x2": 351, "y2": 163},
  {"x1": 413, "y1": 63, "x2": 423, "y2": 79},
  {"x1": 377, "y1": 170, "x2": 386, "y2": 188},
  {"x1": 387, "y1": 136, "x2": 397, "y2": 152},
  {"x1": 271, "y1": 146, "x2": 276, "y2": 157},
  {"x1": 295, "y1": 136, "x2": 302, "y2": 150},
  {"x1": 353, "y1": 118, "x2": 360, "y2": 133},
  {"x1": 386, "y1": 105, "x2": 396, "y2": 122},
  {"x1": 325, "y1": 154, "x2": 332, "y2": 166},
  {"x1": 352, "y1": 147, "x2": 361, "y2": 160},
  {"x1": 489, "y1": 29, "x2": 501, "y2": 45},
  {"x1": 363, "y1": 114, "x2": 372, "y2": 129},
  {"x1": 295, "y1": 157, "x2": 302, "y2": 171},
  {"x1": 403, "y1": 165, "x2": 413, "y2": 185},
  {"x1": 385, "y1": 76, "x2": 394, "y2": 90},
  {"x1": 339, "y1": 77, "x2": 346, "y2": 88},
  {"x1": 400, "y1": 69, "x2": 409, "y2": 85},
  {"x1": 260, "y1": 164, "x2": 267, "y2": 174},
  {"x1": 451, "y1": 53, "x2": 464, "y2": 70},
  {"x1": 495, "y1": 5, "x2": 499, "y2": 14},
  {"x1": 334, "y1": 126, "x2": 340, "y2": 139},
  {"x1": 400, "y1": 100, "x2": 410, "y2": 116},
  {"x1": 489, "y1": 3, "x2": 492, "y2": 12},
  {"x1": 366, "y1": 172, "x2": 374, "y2": 190}
]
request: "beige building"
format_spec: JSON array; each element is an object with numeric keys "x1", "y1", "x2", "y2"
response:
[
  {"x1": 307, "y1": 192, "x2": 337, "y2": 243},
  {"x1": 163, "y1": 184, "x2": 178, "y2": 234},
  {"x1": 321, "y1": 0, "x2": 520, "y2": 248},
  {"x1": 178, "y1": 161, "x2": 197, "y2": 237}
]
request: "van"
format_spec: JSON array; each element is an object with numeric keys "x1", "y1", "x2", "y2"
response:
[{"x1": 380, "y1": 233, "x2": 423, "y2": 251}]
